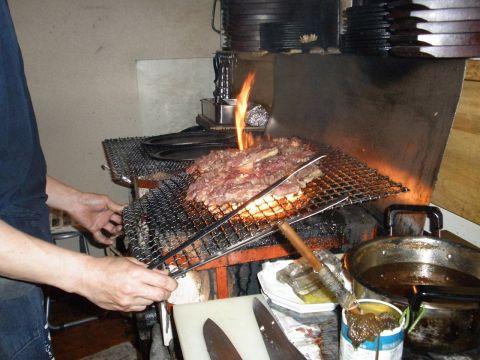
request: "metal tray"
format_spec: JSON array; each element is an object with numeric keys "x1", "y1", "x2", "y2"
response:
[
  {"x1": 102, "y1": 137, "x2": 192, "y2": 184},
  {"x1": 201, "y1": 98, "x2": 237, "y2": 125},
  {"x1": 226, "y1": 8, "x2": 293, "y2": 16},
  {"x1": 145, "y1": 143, "x2": 233, "y2": 162},
  {"x1": 387, "y1": 0, "x2": 480, "y2": 10},
  {"x1": 141, "y1": 131, "x2": 235, "y2": 149},
  {"x1": 226, "y1": 0, "x2": 292, "y2": 3},
  {"x1": 226, "y1": 14, "x2": 291, "y2": 21},
  {"x1": 342, "y1": 39, "x2": 391, "y2": 47},
  {"x1": 346, "y1": 9, "x2": 389, "y2": 16},
  {"x1": 391, "y1": 33, "x2": 480, "y2": 46},
  {"x1": 391, "y1": 45, "x2": 480, "y2": 58},
  {"x1": 389, "y1": 8, "x2": 480, "y2": 22},
  {"x1": 391, "y1": 19, "x2": 480, "y2": 33},
  {"x1": 343, "y1": 33, "x2": 391, "y2": 41}
]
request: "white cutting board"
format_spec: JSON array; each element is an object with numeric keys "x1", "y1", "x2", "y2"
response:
[{"x1": 173, "y1": 295, "x2": 270, "y2": 360}]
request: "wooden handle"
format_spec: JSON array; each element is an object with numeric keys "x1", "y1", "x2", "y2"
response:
[
  {"x1": 278, "y1": 222, "x2": 324, "y2": 272},
  {"x1": 279, "y1": 222, "x2": 362, "y2": 314}
]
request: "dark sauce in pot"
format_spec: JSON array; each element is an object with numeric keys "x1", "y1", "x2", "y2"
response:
[{"x1": 360, "y1": 262, "x2": 480, "y2": 298}]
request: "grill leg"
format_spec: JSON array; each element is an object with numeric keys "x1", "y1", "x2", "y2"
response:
[{"x1": 215, "y1": 267, "x2": 229, "y2": 299}]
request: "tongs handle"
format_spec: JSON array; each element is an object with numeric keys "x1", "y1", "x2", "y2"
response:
[
  {"x1": 385, "y1": 204, "x2": 443, "y2": 237},
  {"x1": 408, "y1": 285, "x2": 480, "y2": 312}
]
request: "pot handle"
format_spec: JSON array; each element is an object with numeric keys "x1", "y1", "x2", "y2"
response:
[
  {"x1": 385, "y1": 205, "x2": 443, "y2": 237},
  {"x1": 408, "y1": 285, "x2": 480, "y2": 311}
]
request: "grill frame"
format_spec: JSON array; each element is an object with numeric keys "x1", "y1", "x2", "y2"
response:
[
  {"x1": 102, "y1": 137, "x2": 192, "y2": 185},
  {"x1": 123, "y1": 145, "x2": 408, "y2": 278}
]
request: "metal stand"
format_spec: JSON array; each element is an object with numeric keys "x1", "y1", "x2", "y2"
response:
[{"x1": 45, "y1": 230, "x2": 99, "y2": 330}]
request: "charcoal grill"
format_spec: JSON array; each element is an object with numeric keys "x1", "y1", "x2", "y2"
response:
[
  {"x1": 102, "y1": 137, "x2": 192, "y2": 185},
  {"x1": 123, "y1": 145, "x2": 407, "y2": 278}
]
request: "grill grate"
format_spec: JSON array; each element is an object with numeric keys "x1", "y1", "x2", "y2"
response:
[
  {"x1": 124, "y1": 146, "x2": 408, "y2": 278},
  {"x1": 102, "y1": 137, "x2": 192, "y2": 184}
]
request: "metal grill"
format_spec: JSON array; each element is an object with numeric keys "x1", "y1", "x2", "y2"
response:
[
  {"x1": 124, "y1": 146, "x2": 408, "y2": 278},
  {"x1": 102, "y1": 137, "x2": 192, "y2": 184}
]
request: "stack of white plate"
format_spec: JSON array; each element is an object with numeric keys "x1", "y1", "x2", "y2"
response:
[{"x1": 257, "y1": 260, "x2": 337, "y2": 313}]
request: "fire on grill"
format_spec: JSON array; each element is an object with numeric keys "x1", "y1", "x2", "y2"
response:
[
  {"x1": 122, "y1": 71, "x2": 409, "y2": 276},
  {"x1": 185, "y1": 137, "x2": 322, "y2": 207},
  {"x1": 186, "y1": 72, "x2": 323, "y2": 219}
]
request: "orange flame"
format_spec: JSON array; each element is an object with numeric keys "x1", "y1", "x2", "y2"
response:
[
  {"x1": 210, "y1": 191, "x2": 307, "y2": 221},
  {"x1": 235, "y1": 72, "x2": 256, "y2": 150}
]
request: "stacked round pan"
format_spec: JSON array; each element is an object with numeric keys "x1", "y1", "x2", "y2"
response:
[
  {"x1": 341, "y1": 3, "x2": 392, "y2": 56},
  {"x1": 223, "y1": 0, "x2": 295, "y2": 52},
  {"x1": 341, "y1": 0, "x2": 480, "y2": 58}
]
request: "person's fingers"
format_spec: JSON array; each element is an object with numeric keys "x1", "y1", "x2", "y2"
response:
[
  {"x1": 140, "y1": 269, "x2": 178, "y2": 292},
  {"x1": 153, "y1": 269, "x2": 170, "y2": 276},
  {"x1": 93, "y1": 230, "x2": 113, "y2": 245},
  {"x1": 110, "y1": 213, "x2": 123, "y2": 225},
  {"x1": 112, "y1": 224, "x2": 123, "y2": 235},
  {"x1": 134, "y1": 285, "x2": 171, "y2": 302},
  {"x1": 124, "y1": 305, "x2": 148, "y2": 313},
  {"x1": 130, "y1": 296, "x2": 155, "y2": 307},
  {"x1": 102, "y1": 222, "x2": 117, "y2": 234},
  {"x1": 107, "y1": 200, "x2": 126, "y2": 214},
  {"x1": 126, "y1": 257, "x2": 147, "y2": 267}
]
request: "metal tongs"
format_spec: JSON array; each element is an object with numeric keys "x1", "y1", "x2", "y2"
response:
[{"x1": 148, "y1": 153, "x2": 346, "y2": 270}]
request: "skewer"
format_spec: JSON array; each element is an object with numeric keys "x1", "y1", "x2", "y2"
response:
[{"x1": 278, "y1": 222, "x2": 361, "y2": 314}]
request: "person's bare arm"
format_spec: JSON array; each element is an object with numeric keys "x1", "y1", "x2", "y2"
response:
[
  {"x1": 46, "y1": 176, "x2": 123, "y2": 245},
  {"x1": 0, "y1": 219, "x2": 177, "y2": 311}
]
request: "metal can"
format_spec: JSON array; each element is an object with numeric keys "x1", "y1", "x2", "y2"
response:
[{"x1": 339, "y1": 299, "x2": 405, "y2": 360}]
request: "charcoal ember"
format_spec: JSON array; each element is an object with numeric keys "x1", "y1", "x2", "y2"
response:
[{"x1": 246, "y1": 105, "x2": 270, "y2": 127}]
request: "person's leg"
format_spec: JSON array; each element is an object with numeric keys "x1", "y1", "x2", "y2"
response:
[{"x1": 0, "y1": 277, "x2": 53, "y2": 359}]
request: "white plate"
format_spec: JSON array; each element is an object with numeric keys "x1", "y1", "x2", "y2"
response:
[{"x1": 257, "y1": 260, "x2": 337, "y2": 313}]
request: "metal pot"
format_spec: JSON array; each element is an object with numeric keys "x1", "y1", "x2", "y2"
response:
[{"x1": 344, "y1": 205, "x2": 480, "y2": 354}]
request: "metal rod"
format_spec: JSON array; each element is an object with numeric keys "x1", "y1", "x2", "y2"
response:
[
  {"x1": 170, "y1": 196, "x2": 349, "y2": 278},
  {"x1": 148, "y1": 153, "x2": 327, "y2": 269},
  {"x1": 101, "y1": 164, "x2": 132, "y2": 185}
]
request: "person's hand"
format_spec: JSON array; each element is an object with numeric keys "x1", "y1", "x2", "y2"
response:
[
  {"x1": 70, "y1": 192, "x2": 125, "y2": 245},
  {"x1": 78, "y1": 257, "x2": 178, "y2": 312}
]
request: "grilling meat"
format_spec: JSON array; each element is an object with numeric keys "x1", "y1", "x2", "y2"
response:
[{"x1": 186, "y1": 137, "x2": 323, "y2": 207}]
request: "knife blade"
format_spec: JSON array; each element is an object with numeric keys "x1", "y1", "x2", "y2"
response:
[
  {"x1": 203, "y1": 318, "x2": 243, "y2": 360},
  {"x1": 252, "y1": 298, "x2": 306, "y2": 360}
]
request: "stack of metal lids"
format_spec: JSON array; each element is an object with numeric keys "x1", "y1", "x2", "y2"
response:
[
  {"x1": 341, "y1": 2, "x2": 391, "y2": 55},
  {"x1": 223, "y1": 0, "x2": 295, "y2": 52},
  {"x1": 341, "y1": 0, "x2": 480, "y2": 58}
]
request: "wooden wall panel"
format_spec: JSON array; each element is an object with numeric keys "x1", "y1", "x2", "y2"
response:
[
  {"x1": 432, "y1": 60, "x2": 480, "y2": 224},
  {"x1": 465, "y1": 59, "x2": 480, "y2": 82}
]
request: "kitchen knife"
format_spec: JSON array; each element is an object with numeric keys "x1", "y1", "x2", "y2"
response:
[
  {"x1": 252, "y1": 298, "x2": 306, "y2": 360},
  {"x1": 203, "y1": 318, "x2": 243, "y2": 360}
]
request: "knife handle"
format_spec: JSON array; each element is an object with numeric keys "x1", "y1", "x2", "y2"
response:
[{"x1": 278, "y1": 222, "x2": 325, "y2": 271}]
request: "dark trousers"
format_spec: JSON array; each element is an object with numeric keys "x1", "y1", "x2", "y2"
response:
[{"x1": 0, "y1": 212, "x2": 53, "y2": 359}]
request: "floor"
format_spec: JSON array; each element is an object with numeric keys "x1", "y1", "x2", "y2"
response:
[{"x1": 49, "y1": 290, "x2": 138, "y2": 359}]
